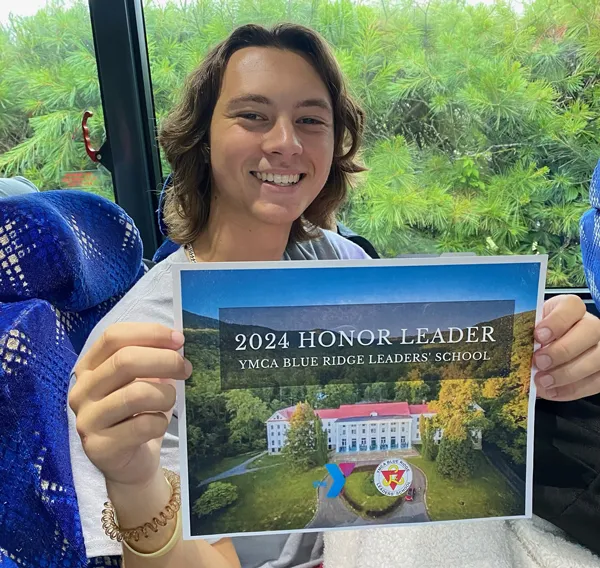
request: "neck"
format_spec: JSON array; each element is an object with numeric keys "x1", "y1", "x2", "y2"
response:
[{"x1": 190, "y1": 206, "x2": 292, "y2": 263}]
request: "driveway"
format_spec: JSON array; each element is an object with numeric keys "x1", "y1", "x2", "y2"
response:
[
  {"x1": 307, "y1": 458, "x2": 429, "y2": 528},
  {"x1": 198, "y1": 451, "x2": 277, "y2": 486}
]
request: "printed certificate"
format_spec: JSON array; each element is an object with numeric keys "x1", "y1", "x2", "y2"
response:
[{"x1": 173, "y1": 255, "x2": 547, "y2": 540}]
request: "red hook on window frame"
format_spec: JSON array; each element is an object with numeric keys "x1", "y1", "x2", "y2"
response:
[{"x1": 82, "y1": 110, "x2": 101, "y2": 163}]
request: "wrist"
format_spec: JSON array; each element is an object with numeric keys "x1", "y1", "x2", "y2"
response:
[
  {"x1": 105, "y1": 468, "x2": 179, "y2": 554},
  {"x1": 106, "y1": 469, "x2": 171, "y2": 527}
]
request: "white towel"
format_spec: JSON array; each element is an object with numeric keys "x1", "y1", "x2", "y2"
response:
[{"x1": 324, "y1": 516, "x2": 600, "y2": 567}]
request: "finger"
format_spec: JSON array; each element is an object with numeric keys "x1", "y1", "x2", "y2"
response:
[
  {"x1": 77, "y1": 381, "x2": 176, "y2": 434},
  {"x1": 87, "y1": 345, "x2": 191, "y2": 400},
  {"x1": 82, "y1": 412, "x2": 169, "y2": 461},
  {"x1": 535, "y1": 342, "x2": 600, "y2": 391},
  {"x1": 534, "y1": 312, "x2": 600, "y2": 371},
  {"x1": 535, "y1": 295, "x2": 586, "y2": 345},
  {"x1": 537, "y1": 371, "x2": 600, "y2": 402},
  {"x1": 77, "y1": 322, "x2": 185, "y2": 373}
]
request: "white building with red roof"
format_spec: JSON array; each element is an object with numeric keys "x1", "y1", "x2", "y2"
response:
[{"x1": 266, "y1": 401, "x2": 446, "y2": 455}]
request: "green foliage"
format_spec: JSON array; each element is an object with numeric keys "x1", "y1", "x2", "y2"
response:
[
  {"x1": 225, "y1": 390, "x2": 270, "y2": 453},
  {"x1": 420, "y1": 416, "x2": 438, "y2": 461},
  {"x1": 342, "y1": 468, "x2": 403, "y2": 516},
  {"x1": 479, "y1": 311, "x2": 536, "y2": 464},
  {"x1": 193, "y1": 481, "x2": 238, "y2": 517},
  {"x1": 1, "y1": 0, "x2": 598, "y2": 284},
  {"x1": 282, "y1": 402, "x2": 318, "y2": 470},
  {"x1": 394, "y1": 368, "x2": 431, "y2": 403},
  {"x1": 313, "y1": 413, "x2": 329, "y2": 466},
  {"x1": 436, "y1": 436, "x2": 476, "y2": 480}
]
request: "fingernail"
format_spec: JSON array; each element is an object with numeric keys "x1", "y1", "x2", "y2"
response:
[
  {"x1": 184, "y1": 358, "x2": 193, "y2": 376},
  {"x1": 536, "y1": 354, "x2": 552, "y2": 370},
  {"x1": 539, "y1": 374, "x2": 554, "y2": 388},
  {"x1": 172, "y1": 331, "x2": 185, "y2": 346},
  {"x1": 546, "y1": 387, "x2": 558, "y2": 399},
  {"x1": 536, "y1": 327, "x2": 552, "y2": 343}
]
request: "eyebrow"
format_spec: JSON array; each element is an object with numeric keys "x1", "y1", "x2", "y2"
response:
[{"x1": 226, "y1": 94, "x2": 332, "y2": 113}]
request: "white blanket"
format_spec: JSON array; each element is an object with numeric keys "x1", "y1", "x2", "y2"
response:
[{"x1": 324, "y1": 516, "x2": 600, "y2": 567}]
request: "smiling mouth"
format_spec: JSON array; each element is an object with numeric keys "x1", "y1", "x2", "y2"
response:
[{"x1": 251, "y1": 171, "x2": 306, "y2": 187}]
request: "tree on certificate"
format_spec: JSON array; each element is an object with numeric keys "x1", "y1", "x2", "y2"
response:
[
  {"x1": 225, "y1": 390, "x2": 270, "y2": 452},
  {"x1": 314, "y1": 413, "x2": 329, "y2": 466},
  {"x1": 282, "y1": 402, "x2": 318, "y2": 470}
]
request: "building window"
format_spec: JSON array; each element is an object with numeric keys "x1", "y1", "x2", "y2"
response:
[
  {"x1": 362, "y1": 427, "x2": 366, "y2": 434},
  {"x1": 361, "y1": 438, "x2": 366, "y2": 445},
  {"x1": 371, "y1": 427, "x2": 376, "y2": 434},
  {"x1": 270, "y1": 425, "x2": 274, "y2": 430},
  {"x1": 381, "y1": 426, "x2": 386, "y2": 433},
  {"x1": 341, "y1": 438, "x2": 347, "y2": 447},
  {"x1": 351, "y1": 427, "x2": 357, "y2": 434},
  {"x1": 328, "y1": 428, "x2": 331, "y2": 433},
  {"x1": 380, "y1": 437, "x2": 385, "y2": 445},
  {"x1": 401, "y1": 426, "x2": 405, "y2": 432},
  {"x1": 328, "y1": 437, "x2": 332, "y2": 443},
  {"x1": 391, "y1": 426, "x2": 396, "y2": 433},
  {"x1": 371, "y1": 437, "x2": 376, "y2": 447}
]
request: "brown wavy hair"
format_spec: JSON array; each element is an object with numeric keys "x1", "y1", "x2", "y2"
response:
[{"x1": 158, "y1": 22, "x2": 366, "y2": 245}]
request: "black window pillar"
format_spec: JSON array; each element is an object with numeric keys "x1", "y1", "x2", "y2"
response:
[{"x1": 88, "y1": 0, "x2": 163, "y2": 258}]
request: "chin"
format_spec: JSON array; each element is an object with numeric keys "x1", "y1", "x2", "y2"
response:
[{"x1": 253, "y1": 203, "x2": 307, "y2": 227}]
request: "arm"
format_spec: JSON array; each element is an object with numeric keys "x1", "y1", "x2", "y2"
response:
[
  {"x1": 109, "y1": 469, "x2": 240, "y2": 568},
  {"x1": 69, "y1": 322, "x2": 241, "y2": 568}
]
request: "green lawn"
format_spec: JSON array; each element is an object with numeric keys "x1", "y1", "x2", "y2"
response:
[
  {"x1": 343, "y1": 470, "x2": 402, "y2": 515},
  {"x1": 192, "y1": 461, "x2": 323, "y2": 535},
  {"x1": 250, "y1": 453, "x2": 286, "y2": 469},
  {"x1": 195, "y1": 451, "x2": 262, "y2": 483},
  {"x1": 405, "y1": 453, "x2": 523, "y2": 521}
]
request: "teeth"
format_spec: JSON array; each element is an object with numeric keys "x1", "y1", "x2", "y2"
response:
[{"x1": 253, "y1": 172, "x2": 301, "y2": 185}]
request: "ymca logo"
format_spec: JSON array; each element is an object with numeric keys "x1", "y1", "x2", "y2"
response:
[{"x1": 313, "y1": 463, "x2": 356, "y2": 498}]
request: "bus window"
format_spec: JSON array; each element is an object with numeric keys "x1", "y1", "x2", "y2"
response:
[
  {"x1": 143, "y1": 0, "x2": 598, "y2": 287},
  {"x1": 0, "y1": 1, "x2": 114, "y2": 202}
]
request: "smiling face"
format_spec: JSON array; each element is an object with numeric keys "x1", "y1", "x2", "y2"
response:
[{"x1": 208, "y1": 46, "x2": 335, "y2": 231}]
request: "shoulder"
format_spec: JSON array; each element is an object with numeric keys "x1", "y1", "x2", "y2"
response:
[
  {"x1": 315, "y1": 229, "x2": 373, "y2": 260},
  {"x1": 288, "y1": 229, "x2": 372, "y2": 260},
  {"x1": 78, "y1": 246, "x2": 188, "y2": 359}
]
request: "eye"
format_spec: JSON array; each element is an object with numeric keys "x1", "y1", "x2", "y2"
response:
[
  {"x1": 239, "y1": 113, "x2": 263, "y2": 121},
  {"x1": 298, "y1": 117, "x2": 326, "y2": 125}
]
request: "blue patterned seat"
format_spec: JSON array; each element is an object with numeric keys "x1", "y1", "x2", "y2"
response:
[
  {"x1": 0, "y1": 189, "x2": 145, "y2": 567},
  {"x1": 580, "y1": 159, "x2": 600, "y2": 306}
]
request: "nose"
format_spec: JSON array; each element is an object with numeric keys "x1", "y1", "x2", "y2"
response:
[{"x1": 261, "y1": 116, "x2": 303, "y2": 160}]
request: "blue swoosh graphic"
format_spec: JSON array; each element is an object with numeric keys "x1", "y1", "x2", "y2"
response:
[{"x1": 325, "y1": 463, "x2": 345, "y2": 498}]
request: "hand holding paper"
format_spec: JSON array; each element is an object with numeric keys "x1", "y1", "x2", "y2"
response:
[
  {"x1": 69, "y1": 322, "x2": 190, "y2": 488},
  {"x1": 535, "y1": 294, "x2": 600, "y2": 401}
]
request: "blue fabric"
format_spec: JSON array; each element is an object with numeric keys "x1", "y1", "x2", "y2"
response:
[
  {"x1": 0, "y1": 190, "x2": 146, "y2": 354},
  {"x1": 153, "y1": 237, "x2": 179, "y2": 263},
  {"x1": 0, "y1": 300, "x2": 87, "y2": 567},
  {"x1": 580, "y1": 159, "x2": 600, "y2": 307},
  {"x1": 0, "y1": 189, "x2": 144, "y2": 567}
]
